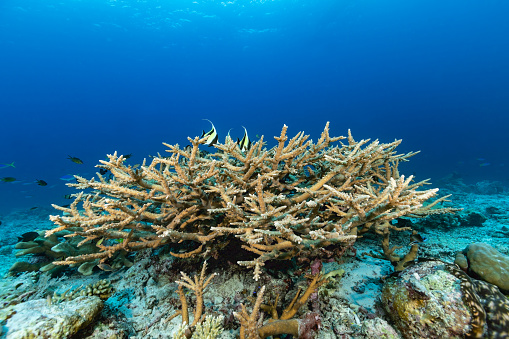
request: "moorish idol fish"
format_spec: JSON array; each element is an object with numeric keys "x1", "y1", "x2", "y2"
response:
[
  {"x1": 237, "y1": 126, "x2": 252, "y2": 152},
  {"x1": 201, "y1": 119, "x2": 218, "y2": 146}
]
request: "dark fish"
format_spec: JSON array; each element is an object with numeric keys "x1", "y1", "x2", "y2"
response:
[
  {"x1": 0, "y1": 220, "x2": 2, "y2": 226},
  {"x1": 63, "y1": 194, "x2": 73, "y2": 199},
  {"x1": 30, "y1": 206, "x2": 38, "y2": 210},
  {"x1": 67, "y1": 155, "x2": 83, "y2": 164},
  {"x1": 123, "y1": 153, "x2": 132, "y2": 159},
  {"x1": 0, "y1": 177, "x2": 16, "y2": 183},
  {"x1": 237, "y1": 126, "x2": 252, "y2": 152},
  {"x1": 35, "y1": 179, "x2": 47, "y2": 186},
  {"x1": 99, "y1": 168, "x2": 108, "y2": 175},
  {"x1": 17, "y1": 231, "x2": 39, "y2": 243},
  {"x1": 409, "y1": 233, "x2": 427, "y2": 246},
  {"x1": 201, "y1": 119, "x2": 218, "y2": 147},
  {"x1": 61, "y1": 204, "x2": 70, "y2": 208}
]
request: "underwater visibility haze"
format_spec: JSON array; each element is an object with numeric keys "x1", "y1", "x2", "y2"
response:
[
  {"x1": 0, "y1": 0, "x2": 508, "y2": 212},
  {"x1": 0, "y1": 1, "x2": 509, "y2": 338}
]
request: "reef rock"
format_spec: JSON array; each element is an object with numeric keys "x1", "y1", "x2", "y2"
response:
[
  {"x1": 455, "y1": 242, "x2": 509, "y2": 293},
  {"x1": 381, "y1": 259, "x2": 509, "y2": 339},
  {"x1": 5, "y1": 296, "x2": 103, "y2": 339},
  {"x1": 382, "y1": 260, "x2": 477, "y2": 338}
]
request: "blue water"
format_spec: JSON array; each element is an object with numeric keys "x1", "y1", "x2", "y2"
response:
[{"x1": 1, "y1": 0, "x2": 508, "y2": 214}]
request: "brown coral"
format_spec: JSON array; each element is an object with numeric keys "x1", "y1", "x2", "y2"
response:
[{"x1": 48, "y1": 123, "x2": 454, "y2": 279}]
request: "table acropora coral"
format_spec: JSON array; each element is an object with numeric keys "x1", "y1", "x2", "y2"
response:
[{"x1": 48, "y1": 122, "x2": 457, "y2": 279}]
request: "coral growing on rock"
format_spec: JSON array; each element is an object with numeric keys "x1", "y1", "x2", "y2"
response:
[{"x1": 48, "y1": 123, "x2": 456, "y2": 279}]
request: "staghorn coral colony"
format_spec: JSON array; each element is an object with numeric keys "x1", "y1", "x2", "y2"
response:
[{"x1": 48, "y1": 123, "x2": 455, "y2": 280}]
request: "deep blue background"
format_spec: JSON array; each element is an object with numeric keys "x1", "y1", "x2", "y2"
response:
[{"x1": 1, "y1": 0, "x2": 508, "y2": 213}]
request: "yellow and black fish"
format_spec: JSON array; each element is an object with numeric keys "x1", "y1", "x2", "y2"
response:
[
  {"x1": 237, "y1": 126, "x2": 252, "y2": 152},
  {"x1": 67, "y1": 155, "x2": 83, "y2": 164},
  {"x1": 35, "y1": 179, "x2": 47, "y2": 186},
  {"x1": 201, "y1": 119, "x2": 218, "y2": 147}
]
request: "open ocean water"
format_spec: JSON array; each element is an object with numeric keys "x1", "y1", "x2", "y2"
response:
[
  {"x1": 0, "y1": 1, "x2": 509, "y2": 338},
  {"x1": 1, "y1": 0, "x2": 508, "y2": 214}
]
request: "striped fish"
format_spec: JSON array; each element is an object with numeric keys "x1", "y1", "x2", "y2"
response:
[
  {"x1": 237, "y1": 126, "x2": 252, "y2": 152},
  {"x1": 201, "y1": 119, "x2": 218, "y2": 146}
]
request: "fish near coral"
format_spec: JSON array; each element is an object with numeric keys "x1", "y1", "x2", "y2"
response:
[
  {"x1": 17, "y1": 231, "x2": 39, "y2": 242},
  {"x1": 201, "y1": 119, "x2": 218, "y2": 146},
  {"x1": 237, "y1": 126, "x2": 252, "y2": 152},
  {"x1": 409, "y1": 232, "x2": 427, "y2": 246}
]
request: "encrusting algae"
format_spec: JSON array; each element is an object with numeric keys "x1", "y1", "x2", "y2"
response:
[{"x1": 47, "y1": 122, "x2": 458, "y2": 280}]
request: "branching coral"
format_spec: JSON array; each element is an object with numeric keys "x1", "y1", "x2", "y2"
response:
[
  {"x1": 234, "y1": 272, "x2": 326, "y2": 339},
  {"x1": 48, "y1": 122, "x2": 457, "y2": 278},
  {"x1": 169, "y1": 262, "x2": 325, "y2": 339},
  {"x1": 167, "y1": 261, "x2": 219, "y2": 338}
]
